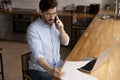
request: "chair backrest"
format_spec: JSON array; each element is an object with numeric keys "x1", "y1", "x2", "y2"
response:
[
  {"x1": 0, "y1": 48, "x2": 4, "y2": 80},
  {"x1": 21, "y1": 52, "x2": 30, "y2": 71},
  {"x1": 76, "y1": 5, "x2": 90, "y2": 14},
  {"x1": 21, "y1": 52, "x2": 32, "y2": 80},
  {"x1": 76, "y1": 5, "x2": 85, "y2": 13}
]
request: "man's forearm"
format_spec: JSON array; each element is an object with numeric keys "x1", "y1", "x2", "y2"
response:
[
  {"x1": 60, "y1": 29, "x2": 69, "y2": 45},
  {"x1": 37, "y1": 57, "x2": 64, "y2": 78},
  {"x1": 37, "y1": 57, "x2": 52, "y2": 74}
]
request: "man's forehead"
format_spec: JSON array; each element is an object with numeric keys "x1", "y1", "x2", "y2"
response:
[{"x1": 46, "y1": 7, "x2": 57, "y2": 12}]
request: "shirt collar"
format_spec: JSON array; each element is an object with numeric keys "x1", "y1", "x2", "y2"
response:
[{"x1": 39, "y1": 17, "x2": 55, "y2": 29}]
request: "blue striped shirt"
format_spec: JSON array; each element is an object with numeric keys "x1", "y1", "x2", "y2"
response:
[{"x1": 27, "y1": 18, "x2": 69, "y2": 72}]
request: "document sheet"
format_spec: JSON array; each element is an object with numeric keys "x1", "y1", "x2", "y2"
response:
[{"x1": 60, "y1": 61, "x2": 98, "y2": 80}]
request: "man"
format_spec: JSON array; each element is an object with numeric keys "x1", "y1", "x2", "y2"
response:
[{"x1": 27, "y1": 0, "x2": 70, "y2": 80}]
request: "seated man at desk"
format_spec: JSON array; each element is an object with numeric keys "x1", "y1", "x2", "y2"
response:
[{"x1": 26, "y1": 0, "x2": 69, "y2": 80}]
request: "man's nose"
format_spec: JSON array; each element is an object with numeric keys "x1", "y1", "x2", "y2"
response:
[{"x1": 50, "y1": 14, "x2": 56, "y2": 19}]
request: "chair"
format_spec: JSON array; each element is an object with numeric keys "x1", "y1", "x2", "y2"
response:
[
  {"x1": 76, "y1": 5, "x2": 86, "y2": 13},
  {"x1": 0, "y1": 48, "x2": 4, "y2": 80},
  {"x1": 21, "y1": 52, "x2": 32, "y2": 80},
  {"x1": 74, "y1": 5, "x2": 94, "y2": 28}
]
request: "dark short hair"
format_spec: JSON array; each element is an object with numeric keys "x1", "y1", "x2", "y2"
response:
[{"x1": 39, "y1": 0, "x2": 58, "y2": 12}]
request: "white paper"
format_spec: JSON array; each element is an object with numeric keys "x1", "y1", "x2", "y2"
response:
[{"x1": 60, "y1": 61, "x2": 98, "y2": 80}]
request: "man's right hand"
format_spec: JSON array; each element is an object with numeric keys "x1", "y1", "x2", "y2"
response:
[
  {"x1": 37, "y1": 58, "x2": 64, "y2": 78},
  {"x1": 48, "y1": 68, "x2": 64, "y2": 78}
]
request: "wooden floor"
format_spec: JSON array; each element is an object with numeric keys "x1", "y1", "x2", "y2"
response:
[{"x1": 0, "y1": 40, "x2": 71, "y2": 80}]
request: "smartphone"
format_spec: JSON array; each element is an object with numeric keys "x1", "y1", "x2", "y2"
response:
[{"x1": 54, "y1": 16, "x2": 57, "y2": 23}]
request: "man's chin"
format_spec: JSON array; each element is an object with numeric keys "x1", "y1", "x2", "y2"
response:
[
  {"x1": 48, "y1": 21, "x2": 54, "y2": 25},
  {"x1": 44, "y1": 19, "x2": 54, "y2": 25}
]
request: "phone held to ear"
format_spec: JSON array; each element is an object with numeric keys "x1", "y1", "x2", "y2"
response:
[{"x1": 54, "y1": 16, "x2": 57, "y2": 23}]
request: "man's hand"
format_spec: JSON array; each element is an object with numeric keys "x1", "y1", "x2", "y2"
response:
[
  {"x1": 48, "y1": 68, "x2": 64, "y2": 78},
  {"x1": 55, "y1": 16, "x2": 64, "y2": 31},
  {"x1": 37, "y1": 58, "x2": 64, "y2": 79}
]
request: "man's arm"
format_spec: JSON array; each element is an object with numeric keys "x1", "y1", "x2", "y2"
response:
[
  {"x1": 55, "y1": 16, "x2": 70, "y2": 46},
  {"x1": 37, "y1": 57, "x2": 64, "y2": 78}
]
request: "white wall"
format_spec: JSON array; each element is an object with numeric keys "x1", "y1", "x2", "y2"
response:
[
  {"x1": 11, "y1": 0, "x2": 103, "y2": 10},
  {"x1": 58, "y1": 0, "x2": 102, "y2": 10},
  {"x1": 12, "y1": 0, "x2": 39, "y2": 9},
  {"x1": 11, "y1": 0, "x2": 115, "y2": 10},
  {"x1": 102, "y1": 0, "x2": 115, "y2": 9}
]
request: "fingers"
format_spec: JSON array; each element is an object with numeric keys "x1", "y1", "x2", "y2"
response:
[
  {"x1": 56, "y1": 16, "x2": 59, "y2": 20},
  {"x1": 56, "y1": 16, "x2": 62, "y2": 24},
  {"x1": 56, "y1": 19, "x2": 63, "y2": 28},
  {"x1": 55, "y1": 16, "x2": 64, "y2": 31},
  {"x1": 56, "y1": 68, "x2": 63, "y2": 75},
  {"x1": 54, "y1": 68, "x2": 64, "y2": 78},
  {"x1": 56, "y1": 16, "x2": 60, "y2": 23}
]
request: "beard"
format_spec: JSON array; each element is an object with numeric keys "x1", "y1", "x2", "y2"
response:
[{"x1": 43, "y1": 18, "x2": 54, "y2": 26}]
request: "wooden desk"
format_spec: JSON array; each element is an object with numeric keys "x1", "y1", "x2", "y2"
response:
[{"x1": 53, "y1": 9, "x2": 120, "y2": 80}]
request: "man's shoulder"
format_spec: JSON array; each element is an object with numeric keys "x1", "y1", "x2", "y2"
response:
[
  {"x1": 32, "y1": 18, "x2": 41, "y2": 25},
  {"x1": 29, "y1": 18, "x2": 41, "y2": 28}
]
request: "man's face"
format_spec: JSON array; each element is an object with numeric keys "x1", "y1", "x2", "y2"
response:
[{"x1": 42, "y1": 7, "x2": 57, "y2": 25}]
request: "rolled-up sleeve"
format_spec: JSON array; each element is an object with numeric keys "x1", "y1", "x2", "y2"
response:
[
  {"x1": 27, "y1": 24, "x2": 44, "y2": 62},
  {"x1": 61, "y1": 33, "x2": 70, "y2": 46}
]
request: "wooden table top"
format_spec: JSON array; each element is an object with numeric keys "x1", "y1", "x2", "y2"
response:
[{"x1": 53, "y1": 9, "x2": 120, "y2": 80}]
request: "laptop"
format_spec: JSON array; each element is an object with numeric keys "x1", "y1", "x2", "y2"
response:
[{"x1": 77, "y1": 46, "x2": 114, "y2": 73}]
